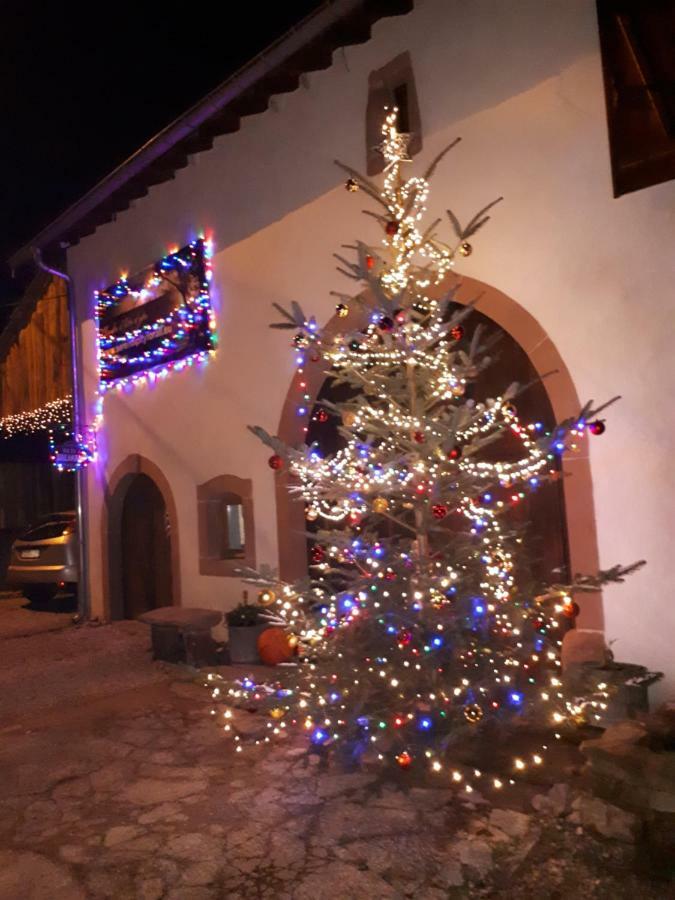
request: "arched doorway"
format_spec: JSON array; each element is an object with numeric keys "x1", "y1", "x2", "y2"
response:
[
  {"x1": 103, "y1": 454, "x2": 181, "y2": 620},
  {"x1": 120, "y1": 474, "x2": 173, "y2": 619},
  {"x1": 274, "y1": 273, "x2": 603, "y2": 637}
]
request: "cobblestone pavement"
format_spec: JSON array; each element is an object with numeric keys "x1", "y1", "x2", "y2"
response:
[
  {"x1": 0, "y1": 623, "x2": 668, "y2": 899},
  {"x1": 0, "y1": 590, "x2": 73, "y2": 641}
]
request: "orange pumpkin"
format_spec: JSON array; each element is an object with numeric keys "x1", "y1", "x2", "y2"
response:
[{"x1": 258, "y1": 628, "x2": 296, "y2": 666}]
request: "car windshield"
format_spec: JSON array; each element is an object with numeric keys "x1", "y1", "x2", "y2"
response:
[{"x1": 20, "y1": 518, "x2": 75, "y2": 541}]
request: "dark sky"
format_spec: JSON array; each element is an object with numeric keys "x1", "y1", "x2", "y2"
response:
[{"x1": 0, "y1": 1, "x2": 324, "y2": 324}]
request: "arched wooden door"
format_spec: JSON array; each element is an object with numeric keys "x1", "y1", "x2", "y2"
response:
[{"x1": 120, "y1": 473, "x2": 173, "y2": 618}]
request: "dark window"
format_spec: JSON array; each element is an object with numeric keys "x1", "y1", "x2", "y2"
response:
[
  {"x1": 205, "y1": 494, "x2": 246, "y2": 560},
  {"x1": 597, "y1": 0, "x2": 675, "y2": 196},
  {"x1": 20, "y1": 516, "x2": 75, "y2": 541},
  {"x1": 366, "y1": 51, "x2": 422, "y2": 175}
]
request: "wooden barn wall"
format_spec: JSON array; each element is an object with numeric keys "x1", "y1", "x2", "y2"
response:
[{"x1": 0, "y1": 277, "x2": 71, "y2": 418}]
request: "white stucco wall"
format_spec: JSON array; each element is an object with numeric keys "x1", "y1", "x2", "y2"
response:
[{"x1": 69, "y1": 0, "x2": 675, "y2": 698}]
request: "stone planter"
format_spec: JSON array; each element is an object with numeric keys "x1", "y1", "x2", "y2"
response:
[
  {"x1": 228, "y1": 623, "x2": 269, "y2": 664},
  {"x1": 581, "y1": 711, "x2": 675, "y2": 875}
]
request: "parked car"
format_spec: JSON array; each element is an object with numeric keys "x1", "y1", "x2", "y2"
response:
[{"x1": 7, "y1": 512, "x2": 78, "y2": 604}]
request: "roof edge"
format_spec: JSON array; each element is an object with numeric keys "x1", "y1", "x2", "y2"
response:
[{"x1": 9, "y1": 0, "x2": 410, "y2": 271}]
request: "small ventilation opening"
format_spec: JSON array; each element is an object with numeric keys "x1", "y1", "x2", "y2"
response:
[
  {"x1": 366, "y1": 51, "x2": 421, "y2": 175},
  {"x1": 392, "y1": 83, "x2": 410, "y2": 133}
]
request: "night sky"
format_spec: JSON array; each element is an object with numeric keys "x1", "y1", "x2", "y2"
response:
[{"x1": 0, "y1": 1, "x2": 324, "y2": 326}]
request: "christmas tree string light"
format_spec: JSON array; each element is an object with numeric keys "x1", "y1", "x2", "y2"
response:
[{"x1": 210, "y1": 111, "x2": 642, "y2": 787}]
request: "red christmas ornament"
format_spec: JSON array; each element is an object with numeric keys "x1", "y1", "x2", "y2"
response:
[
  {"x1": 316, "y1": 409, "x2": 329, "y2": 423},
  {"x1": 396, "y1": 751, "x2": 412, "y2": 768},
  {"x1": 450, "y1": 324, "x2": 464, "y2": 341},
  {"x1": 268, "y1": 454, "x2": 283, "y2": 470},
  {"x1": 365, "y1": 255, "x2": 375, "y2": 270},
  {"x1": 588, "y1": 420, "x2": 605, "y2": 436},
  {"x1": 311, "y1": 545, "x2": 326, "y2": 564},
  {"x1": 349, "y1": 510, "x2": 362, "y2": 526},
  {"x1": 385, "y1": 220, "x2": 399, "y2": 236},
  {"x1": 398, "y1": 628, "x2": 413, "y2": 646},
  {"x1": 414, "y1": 431, "x2": 425, "y2": 444},
  {"x1": 447, "y1": 446, "x2": 462, "y2": 460},
  {"x1": 431, "y1": 504, "x2": 448, "y2": 520},
  {"x1": 385, "y1": 570, "x2": 397, "y2": 581},
  {"x1": 562, "y1": 601, "x2": 580, "y2": 619}
]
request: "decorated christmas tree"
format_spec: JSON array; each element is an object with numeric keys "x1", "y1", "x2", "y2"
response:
[{"x1": 213, "y1": 110, "x2": 640, "y2": 789}]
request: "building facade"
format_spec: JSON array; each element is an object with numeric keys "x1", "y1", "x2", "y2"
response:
[{"x1": 16, "y1": 1, "x2": 675, "y2": 694}]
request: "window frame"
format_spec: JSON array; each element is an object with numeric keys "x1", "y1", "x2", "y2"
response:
[{"x1": 197, "y1": 474, "x2": 256, "y2": 576}]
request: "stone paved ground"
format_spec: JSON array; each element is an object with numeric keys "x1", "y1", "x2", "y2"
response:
[
  {"x1": 0, "y1": 620, "x2": 669, "y2": 899},
  {"x1": 0, "y1": 590, "x2": 73, "y2": 641}
]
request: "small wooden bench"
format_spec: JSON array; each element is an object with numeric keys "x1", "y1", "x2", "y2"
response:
[{"x1": 139, "y1": 606, "x2": 222, "y2": 667}]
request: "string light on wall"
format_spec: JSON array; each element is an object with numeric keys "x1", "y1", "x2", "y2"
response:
[
  {"x1": 95, "y1": 236, "x2": 216, "y2": 394},
  {"x1": 0, "y1": 395, "x2": 73, "y2": 438}
]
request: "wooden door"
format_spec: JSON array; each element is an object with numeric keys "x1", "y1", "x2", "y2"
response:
[{"x1": 121, "y1": 474, "x2": 173, "y2": 618}]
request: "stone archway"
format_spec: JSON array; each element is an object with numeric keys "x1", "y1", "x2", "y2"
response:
[
  {"x1": 102, "y1": 454, "x2": 181, "y2": 620},
  {"x1": 274, "y1": 274, "x2": 604, "y2": 641}
]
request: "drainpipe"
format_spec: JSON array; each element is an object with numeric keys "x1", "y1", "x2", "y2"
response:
[{"x1": 33, "y1": 249, "x2": 89, "y2": 621}]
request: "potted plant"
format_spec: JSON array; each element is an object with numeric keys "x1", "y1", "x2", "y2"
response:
[{"x1": 226, "y1": 602, "x2": 269, "y2": 664}]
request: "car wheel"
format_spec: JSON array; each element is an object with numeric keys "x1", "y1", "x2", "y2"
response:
[{"x1": 23, "y1": 586, "x2": 57, "y2": 607}]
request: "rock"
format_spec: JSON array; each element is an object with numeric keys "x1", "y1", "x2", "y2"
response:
[
  {"x1": 52, "y1": 776, "x2": 91, "y2": 800},
  {"x1": 531, "y1": 783, "x2": 571, "y2": 817},
  {"x1": 646, "y1": 702, "x2": 675, "y2": 748},
  {"x1": 182, "y1": 860, "x2": 221, "y2": 885},
  {"x1": 166, "y1": 888, "x2": 216, "y2": 900},
  {"x1": 150, "y1": 751, "x2": 181, "y2": 764},
  {"x1": 119, "y1": 778, "x2": 207, "y2": 805},
  {"x1": 571, "y1": 794, "x2": 639, "y2": 842},
  {"x1": 166, "y1": 832, "x2": 222, "y2": 861},
  {"x1": 138, "y1": 802, "x2": 184, "y2": 825},
  {"x1": 293, "y1": 861, "x2": 396, "y2": 899},
  {"x1": 104, "y1": 824, "x2": 143, "y2": 847},
  {"x1": 90, "y1": 762, "x2": 130, "y2": 792},
  {"x1": 58, "y1": 844, "x2": 89, "y2": 864},
  {"x1": 581, "y1": 727, "x2": 675, "y2": 813},
  {"x1": 488, "y1": 808, "x2": 531, "y2": 839},
  {"x1": 138, "y1": 878, "x2": 165, "y2": 900},
  {"x1": 316, "y1": 772, "x2": 375, "y2": 798},
  {"x1": 23, "y1": 799, "x2": 60, "y2": 826},
  {"x1": 561, "y1": 630, "x2": 610, "y2": 668},
  {"x1": 130, "y1": 835, "x2": 163, "y2": 853},
  {"x1": 0, "y1": 850, "x2": 86, "y2": 900},
  {"x1": 454, "y1": 838, "x2": 493, "y2": 877},
  {"x1": 437, "y1": 859, "x2": 464, "y2": 887},
  {"x1": 600, "y1": 721, "x2": 650, "y2": 748}
]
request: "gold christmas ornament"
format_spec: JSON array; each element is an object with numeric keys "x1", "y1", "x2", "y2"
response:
[
  {"x1": 336, "y1": 303, "x2": 350, "y2": 318},
  {"x1": 463, "y1": 703, "x2": 484, "y2": 724},
  {"x1": 345, "y1": 178, "x2": 359, "y2": 192},
  {"x1": 452, "y1": 384, "x2": 465, "y2": 397},
  {"x1": 270, "y1": 707, "x2": 286, "y2": 719},
  {"x1": 258, "y1": 589, "x2": 276, "y2": 606},
  {"x1": 502, "y1": 402, "x2": 517, "y2": 417},
  {"x1": 305, "y1": 507, "x2": 319, "y2": 522},
  {"x1": 459, "y1": 242, "x2": 473, "y2": 257},
  {"x1": 372, "y1": 497, "x2": 389, "y2": 514},
  {"x1": 342, "y1": 411, "x2": 357, "y2": 428}
]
